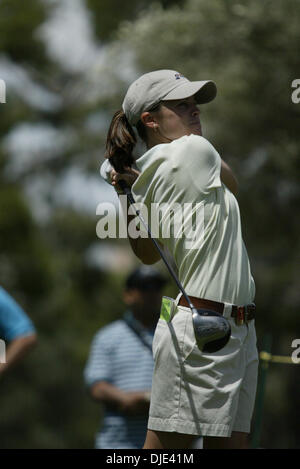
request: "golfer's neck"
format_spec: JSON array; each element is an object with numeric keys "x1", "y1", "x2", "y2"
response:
[{"x1": 146, "y1": 134, "x2": 169, "y2": 149}]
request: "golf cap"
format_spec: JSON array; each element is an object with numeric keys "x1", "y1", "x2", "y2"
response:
[
  {"x1": 122, "y1": 69, "x2": 217, "y2": 126},
  {"x1": 125, "y1": 266, "x2": 167, "y2": 291}
]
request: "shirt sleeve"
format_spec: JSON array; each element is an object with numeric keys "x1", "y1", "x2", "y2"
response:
[
  {"x1": 171, "y1": 135, "x2": 222, "y2": 195},
  {"x1": 0, "y1": 287, "x2": 36, "y2": 342},
  {"x1": 133, "y1": 135, "x2": 221, "y2": 203},
  {"x1": 83, "y1": 329, "x2": 113, "y2": 388}
]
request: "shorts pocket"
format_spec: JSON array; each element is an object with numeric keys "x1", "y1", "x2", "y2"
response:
[
  {"x1": 182, "y1": 312, "x2": 198, "y2": 362},
  {"x1": 152, "y1": 318, "x2": 167, "y2": 360},
  {"x1": 170, "y1": 310, "x2": 197, "y2": 362}
]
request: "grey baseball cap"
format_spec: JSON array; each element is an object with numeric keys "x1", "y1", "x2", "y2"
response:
[{"x1": 122, "y1": 69, "x2": 217, "y2": 126}]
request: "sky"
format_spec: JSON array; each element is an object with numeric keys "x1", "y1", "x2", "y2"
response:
[{"x1": 39, "y1": 0, "x2": 100, "y2": 74}]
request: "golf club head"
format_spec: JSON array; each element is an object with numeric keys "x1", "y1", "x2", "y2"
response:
[{"x1": 192, "y1": 308, "x2": 231, "y2": 353}]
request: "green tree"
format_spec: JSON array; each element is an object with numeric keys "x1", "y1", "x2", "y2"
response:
[{"x1": 86, "y1": 0, "x2": 183, "y2": 41}]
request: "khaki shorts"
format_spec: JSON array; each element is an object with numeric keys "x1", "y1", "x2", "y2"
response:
[{"x1": 148, "y1": 297, "x2": 259, "y2": 437}]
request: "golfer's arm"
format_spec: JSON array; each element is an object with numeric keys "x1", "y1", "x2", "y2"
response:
[
  {"x1": 129, "y1": 237, "x2": 162, "y2": 265},
  {"x1": 220, "y1": 159, "x2": 238, "y2": 196},
  {"x1": 125, "y1": 199, "x2": 162, "y2": 265}
]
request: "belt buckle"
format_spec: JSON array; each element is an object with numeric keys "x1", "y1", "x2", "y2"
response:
[{"x1": 236, "y1": 306, "x2": 245, "y2": 326}]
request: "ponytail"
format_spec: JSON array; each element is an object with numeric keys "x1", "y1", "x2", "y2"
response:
[{"x1": 105, "y1": 109, "x2": 136, "y2": 173}]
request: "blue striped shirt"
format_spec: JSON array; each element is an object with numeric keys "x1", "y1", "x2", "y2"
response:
[{"x1": 84, "y1": 312, "x2": 155, "y2": 449}]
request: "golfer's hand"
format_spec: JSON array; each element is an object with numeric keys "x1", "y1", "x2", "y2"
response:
[
  {"x1": 120, "y1": 391, "x2": 150, "y2": 415},
  {"x1": 111, "y1": 166, "x2": 140, "y2": 193}
]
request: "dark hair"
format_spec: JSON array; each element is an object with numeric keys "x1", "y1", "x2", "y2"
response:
[
  {"x1": 104, "y1": 109, "x2": 136, "y2": 173},
  {"x1": 125, "y1": 266, "x2": 167, "y2": 291},
  {"x1": 105, "y1": 104, "x2": 161, "y2": 173}
]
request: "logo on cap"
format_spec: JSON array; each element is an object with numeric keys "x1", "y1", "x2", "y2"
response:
[{"x1": 175, "y1": 73, "x2": 185, "y2": 80}]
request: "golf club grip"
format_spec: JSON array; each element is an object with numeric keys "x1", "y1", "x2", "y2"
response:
[
  {"x1": 119, "y1": 179, "x2": 194, "y2": 310},
  {"x1": 118, "y1": 179, "x2": 132, "y2": 197}
]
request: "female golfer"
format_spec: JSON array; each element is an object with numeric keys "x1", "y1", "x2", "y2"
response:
[{"x1": 101, "y1": 70, "x2": 258, "y2": 449}]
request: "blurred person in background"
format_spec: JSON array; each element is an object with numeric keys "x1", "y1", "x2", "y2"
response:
[
  {"x1": 0, "y1": 286, "x2": 37, "y2": 379},
  {"x1": 84, "y1": 266, "x2": 166, "y2": 449}
]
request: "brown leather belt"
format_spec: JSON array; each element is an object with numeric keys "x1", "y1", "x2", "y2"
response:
[{"x1": 178, "y1": 295, "x2": 256, "y2": 325}]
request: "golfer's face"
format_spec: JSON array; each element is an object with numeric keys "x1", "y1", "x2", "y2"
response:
[{"x1": 158, "y1": 96, "x2": 202, "y2": 139}]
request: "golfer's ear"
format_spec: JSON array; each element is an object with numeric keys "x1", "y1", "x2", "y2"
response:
[{"x1": 141, "y1": 111, "x2": 157, "y2": 130}]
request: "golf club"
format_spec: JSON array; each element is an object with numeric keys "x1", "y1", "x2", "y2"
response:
[{"x1": 117, "y1": 178, "x2": 231, "y2": 353}]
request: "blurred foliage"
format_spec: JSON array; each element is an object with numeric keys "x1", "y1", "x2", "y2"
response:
[
  {"x1": 0, "y1": 0, "x2": 48, "y2": 66},
  {"x1": 85, "y1": 0, "x2": 183, "y2": 41},
  {"x1": 0, "y1": 0, "x2": 299, "y2": 449}
]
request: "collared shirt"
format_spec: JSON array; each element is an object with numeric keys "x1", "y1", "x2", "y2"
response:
[
  {"x1": 132, "y1": 135, "x2": 255, "y2": 305},
  {"x1": 84, "y1": 312, "x2": 155, "y2": 449},
  {"x1": 0, "y1": 286, "x2": 35, "y2": 341}
]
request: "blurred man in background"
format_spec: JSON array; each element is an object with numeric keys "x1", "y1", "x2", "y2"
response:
[
  {"x1": 84, "y1": 266, "x2": 166, "y2": 449},
  {"x1": 0, "y1": 286, "x2": 37, "y2": 379}
]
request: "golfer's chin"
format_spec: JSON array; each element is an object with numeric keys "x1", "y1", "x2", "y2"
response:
[{"x1": 188, "y1": 123, "x2": 202, "y2": 136}]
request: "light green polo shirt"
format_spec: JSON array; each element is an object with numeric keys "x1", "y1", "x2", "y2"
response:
[{"x1": 132, "y1": 134, "x2": 255, "y2": 305}]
